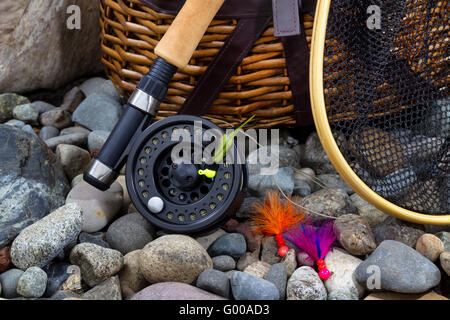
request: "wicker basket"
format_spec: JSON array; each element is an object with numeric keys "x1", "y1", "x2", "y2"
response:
[{"x1": 99, "y1": 0, "x2": 314, "y2": 128}]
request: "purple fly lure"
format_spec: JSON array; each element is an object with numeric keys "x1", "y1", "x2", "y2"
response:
[{"x1": 283, "y1": 220, "x2": 336, "y2": 280}]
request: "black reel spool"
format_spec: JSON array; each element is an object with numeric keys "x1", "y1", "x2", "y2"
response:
[{"x1": 126, "y1": 115, "x2": 247, "y2": 234}]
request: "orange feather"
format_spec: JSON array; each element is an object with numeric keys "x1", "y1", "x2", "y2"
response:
[{"x1": 250, "y1": 191, "x2": 304, "y2": 236}]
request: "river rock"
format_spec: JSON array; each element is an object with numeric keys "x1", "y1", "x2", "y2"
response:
[
  {"x1": 435, "y1": 232, "x2": 450, "y2": 252},
  {"x1": 10, "y1": 203, "x2": 83, "y2": 270},
  {"x1": 119, "y1": 250, "x2": 148, "y2": 299},
  {"x1": 196, "y1": 269, "x2": 231, "y2": 298},
  {"x1": 248, "y1": 167, "x2": 295, "y2": 198},
  {"x1": 349, "y1": 128, "x2": 404, "y2": 176},
  {"x1": 0, "y1": 269, "x2": 23, "y2": 298},
  {"x1": 335, "y1": 214, "x2": 377, "y2": 256},
  {"x1": 244, "y1": 261, "x2": 271, "y2": 278},
  {"x1": 324, "y1": 248, "x2": 364, "y2": 298},
  {"x1": 80, "y1": 78, "x2": 107, "y2": 97},
  {"x1": 66, "y1": 181, "x2": 123, "y2": 233},
  {"x1": 0, "y1": 0, "x2": 103, "y2": 93},
  {"x1": 12, "y1": 103, "x2": 39, "y2": 122},
  {"x1": 440, "y1": 252, "x2": 450, "y2": 277},
  {"x1": 212, "y1": 256, "x2": 236, "y2": 272},
  {"x1": 72, "y1": 93, "x2": 122, "y2": 131},
  {"x1": 115, "y1": 175, "x2": 131, "y2": 212},
  {"x1": 21, "y1": 124, "x2": 37, "y2": 136},
  {"x1": 16, "y1": 267, "x2": 47, "y2": 298},
  {"x1": 79, "y1": 232, "x2": 110, "y2": 249},
  {"x1": 281, "y1": 249, "x2": 297, "y2": 277},
  {"x1": 195, "y1": 229, "x2": 227, "y2": 250},
  {"x1": 404, "y1": 135, "x2": 447, "y2": 163},
  {"x1": 403, "y1": 179, "x2": 447, "y2": 214},
  {"x1": 39, "y1": 126, "x2": 59, "y2": 141},
  {"x1": 372, "y1": 217, "x2": 425, "y2": 247},
  {"x1": 328, "y1": 288, "x2": 359, "y2": 300},
  {"x1": 237, "y1": 252, "x2": 259, "y2": 271},
  {"x1": 39, "y1": 109, "x2": 72, "y2": 129},
  {"x1": 80, "y1": 78, "x2": 121, "y2": 101},
  {"x1": 355, "y1": 240, "x2": 441, "y2": 293},
  {"x1": 4, "y1": 119, "x2": 25, "y2": 128},
  {"x1": 56, "y1": 144, "x2": 91, "y2": 180},
  {"x1": 0, "y1": 125, "x2": 70, "y2": 248},
  {"x1": 286, "y1": 266, "x2": 327, "y2": 300},
  {"x1": 0, "y1": 93, "x2": 30, "y2": 123},
  {"x1": 131, "y1": 282, "x2": 226, "y2": 300},
  {"x1": 302, "y1": 188, "x2": 357, "y2": 222},
  {"x1": 415, "y1": 234, "x2": 444, "y2": 262},
  {"x1": 208, "y1": 233, "x2": 247, "y2": 259},
  {"x1": 301, "y1": 132, "x2": 336, "y2": 174},
  {"x1": 139, "y1": 235, "x2": 212, "y2": 284},
  {"x1": 106, "y1": 213, "x2": 155, "y2": 255},
  {"x1": 294, "y1": 167, "x2": 316, "y2": 190},
  {"x1": 235, "y1": 196, "x2": 259, "y2": 219},
  {"x1": 69, "y1": 243, "x2": 123, "y2": 287},
  {"x1": 371, "y1": 168, "x2": 417, "y2": 199},
  {"x1": 81, "y1": 276, "x2": 122, "y2": 300},
  {"x1": 233, "y1": 220, "x2": 263, "y2": 253},
  {"x1": 350, "y1": 193, "x2": 388, "y2": 227},
  {"x1": 261, "y1": 236, "x2": 282, "y2": 265},
  {"x1": 45, "y1": 132, "x2": 88, "y2": 150},
  {"x1": 31, "y1": 101, "x2": 56, "y2": 114},
  {"x1": 0, "y1": 247, "x2": 12, "y2": 273},
  {"x1": 293, "y1": 180, "x2": 312, "y2": 197},
  {"x1": 88, "y1": 130, "x2": 110, "y2": 152},
  {"x1": 247, "y1": 146, "x2": 299, "y2": 176},
  {"x1": 43, "y1": 262, "x2": 71, "y2": 297},
  {"x1": 265, "y1": 263, "x2": 287, "y2": 300},
  {"x1": 424, "y1": 98, "x2": 450, "y2": 136},
  {"x1": 60, "y1": 87, "x2": 85, "y2": 113},
  {"x1": 230, "y1": 271, "x2": 279, "y2": 300},
  {"x1": 60, "y1": 126, "x2": 90, "y2": 136},
  {"x1": 316, "y1": 174, "x2": 353, "y2": 194}
]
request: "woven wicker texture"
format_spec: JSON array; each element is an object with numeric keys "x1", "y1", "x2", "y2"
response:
[
  {"x1": 323, "y1": 0, "x2": 449, "y2": 214},
  {"x1": 99, "y1": 0, "x2": 313, "y2": 128}
]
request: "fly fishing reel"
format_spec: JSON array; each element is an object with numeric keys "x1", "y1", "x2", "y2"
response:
[{"x1": 126, "y1": 115, "x2": 246, "y2": 233}]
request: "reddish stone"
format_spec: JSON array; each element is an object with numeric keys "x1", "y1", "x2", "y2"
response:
[
  {"x1": 0, "y1": 247, "x2": 13, "y2": 272},
  {"x1": 235, "y1": 221, "x2": 263, "y2": 253},
  {"x1": 223, "y1": 219, "x2": 239, "y2": 232}
]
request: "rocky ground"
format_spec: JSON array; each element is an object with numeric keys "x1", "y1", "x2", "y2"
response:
[{"x1": 0, "y1": 79, "x2": 449, "y2": 300}]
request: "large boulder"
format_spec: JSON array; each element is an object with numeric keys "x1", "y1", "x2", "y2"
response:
[
  {"x1": 0, "y1": 125, "x2": 70, "y2": 248},
  {"x1": 0, "y1": 0, "x2": 103, "y2": 93}
]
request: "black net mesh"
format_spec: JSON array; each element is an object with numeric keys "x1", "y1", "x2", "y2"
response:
[{"x1": 323, "y1": 0, "x2": 449, "y2": 214}]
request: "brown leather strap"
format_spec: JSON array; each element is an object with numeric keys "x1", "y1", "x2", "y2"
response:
[
  {"x1": 178, "y1": 16, "x2": 272, "y2": 116},
  {"x1": 281, "y1": 12, "x2": 314, "y2": 126}
]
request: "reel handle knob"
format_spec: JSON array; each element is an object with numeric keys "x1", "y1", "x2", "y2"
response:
[{"x1": 155, "y1": 0, "x2": 225, "y2": 69}]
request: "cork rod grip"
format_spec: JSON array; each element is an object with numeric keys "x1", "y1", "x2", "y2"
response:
[{"x1": 154, "y1": 0, "x2": 225, "y2": 69}]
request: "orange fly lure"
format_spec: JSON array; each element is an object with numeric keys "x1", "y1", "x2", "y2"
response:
[{"x1": 250, "y1": 191, "x2": 304, "y2": 257}]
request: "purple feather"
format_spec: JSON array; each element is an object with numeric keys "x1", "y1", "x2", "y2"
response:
[{"x1": 283, "y1": 220, "x2": 336, "y2": 260}]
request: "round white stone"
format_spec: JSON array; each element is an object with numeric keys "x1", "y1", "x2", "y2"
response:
[{"x1": 148, "y1": 197, "x2": 164, "y2": 213}]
